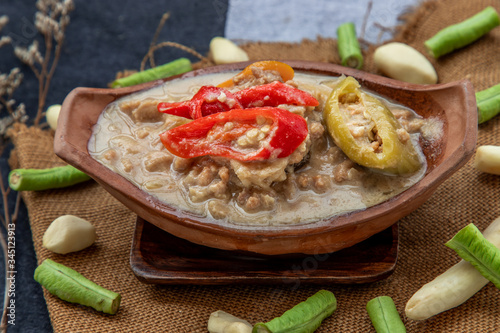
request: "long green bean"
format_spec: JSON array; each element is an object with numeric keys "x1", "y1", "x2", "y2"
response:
[
  {"x1": 446, "y1": 223, "x2": 500, "y2": 289},
  {"x1": 111, "y1": 57, "x2": 192, "y2": 88},
  {"x1": 336, "y1": 22, "x2": 363, "y2": 69},
  {"x1": 477, "y1": 83, "x2": 500, "y2": 124},
  {"x1": 366, "y1": 296, "x2": 406, "y2": 333},
  {"x1": 34, "y1": 259, "x2": 121, "y2": 314},
  {"x1": 9, "y1": 165, "x2": 91, "y2": 191},
  {"x1": 425, "y1": 6, "x2": 500, "y2": 58},
  {"x1": 252, "y1": 290, "x2": 336, "y2": 333}
]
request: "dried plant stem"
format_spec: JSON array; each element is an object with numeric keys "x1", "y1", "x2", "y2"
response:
[
  {"x1": 0, "y1": 97, "x2": 12, "y2": 117},
  {"x1": 358, "y1": 1, "x2": 375, "y2": 48},
  {"x1": 34, "y1": 32, "x2": 53, "y2": 126},
  {"x1": 148, "y1": 12, "x2": 171, "y2": 69},
  {"x1": 0, "y1": 176, "x2": 10, "y2": 229},
  {"x1": 34, "y1": 29, "x2": 64, "y2": 126},
  {"x1": 360, "y1": 0, "x2": 373, "y2": 41},
  {"x1": 139, "y1": 11, "x2": 209, "y2": 72},
  {"x1": 140, "y1": 41, "x2": 208, "y2": 72},
  {"x1": 373, "y1": 22, "x2": 396, "y2": 44},
  {"x1": 0, "y1": 175, "x2": 10, "y2": 333},
  {"x1": 0, "y1": 234, "x2": 8, "y2": 333},
  {"x1": 0, "y1": 172, "x2": 19, "y2": 333}
]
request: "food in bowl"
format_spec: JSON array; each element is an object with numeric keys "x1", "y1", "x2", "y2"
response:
[{"x1": 88, "y1": 61, "x2": 443, "y2": 227}]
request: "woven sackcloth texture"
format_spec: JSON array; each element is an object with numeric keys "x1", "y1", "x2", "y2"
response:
[{"x1": 8, "y1": 0, "x2": 500, "y2": 331}]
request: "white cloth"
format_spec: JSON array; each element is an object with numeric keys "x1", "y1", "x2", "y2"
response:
[{"x1": 225, "y1": 0, "x2": 419, "y2": 43}]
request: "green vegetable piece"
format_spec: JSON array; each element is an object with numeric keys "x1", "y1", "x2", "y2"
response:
[
  {"x1": 252, "y1": 290, "x2": 336, "y2": 333},
  {"x1": 324, "y1": 76, "x2": 422, "y2": 175},
  {"x1": 366, "y1": 296, "x2": 406, "y2": 333},
  {"x1": 446, "y1": 223, "x2": 500, "y2": 289},
  {"x1": 111, "y1": 57, "x2": 192, "y2": 88},
  {"x1": 336, "y1": 22, "x2": 363, "y2": 69},
  {"x1": 476, "y1": 83, "x2": 500, "y2": 124},
  {"x1": 424, "y1": 6, "x2": 500, "y2": 58},
  {"x1": 8, "y1": 165, "x2": 91, "y2": 191},
  {"x1": 405, "y1": 217, "x2": 500, "y2": 320},
  {"x1": 34, "y1": 259, "x2": 121, "y2": 314}
]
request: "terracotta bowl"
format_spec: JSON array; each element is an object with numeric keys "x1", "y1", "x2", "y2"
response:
[{"x1": 54, "y1": 61, "x2": 477, "y2": 256}]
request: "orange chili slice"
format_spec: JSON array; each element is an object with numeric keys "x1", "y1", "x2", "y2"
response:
[{"x1": 217, "y1": 61, "x2": 295, "y2": 88}]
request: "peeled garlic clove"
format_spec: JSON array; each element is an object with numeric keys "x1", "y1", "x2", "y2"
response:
[
  {"x1": 43, "y1": 215, "x2": 96, "y2": 254},
  {"x1": 210, "y1": 37, "x2": 249, "y2": 65},
  {"x1": 474, "y1": 145, "x2": 500, "y2": 175},
  {"x1": 46, "y1": 104, "x2": 62, "y2": 130},
  {"x1": 207, "y1": 310, "x2": 252, "y2": 333},
  {"x1": 373, "y1": 42, "x2": 438, "y2": 84}
]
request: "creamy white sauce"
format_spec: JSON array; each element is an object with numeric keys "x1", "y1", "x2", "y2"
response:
[{"x1": 88, "y1": 72, "x2": 435, "y2": 227}]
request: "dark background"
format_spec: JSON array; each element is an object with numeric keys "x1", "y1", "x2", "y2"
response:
[{"x1": 0, "y1": 1, "x2": 228, "y2": 331}]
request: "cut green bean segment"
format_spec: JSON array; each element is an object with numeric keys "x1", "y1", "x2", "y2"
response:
[
  {"x1": 34, "y1": 259, "x2": 121, "y2": 314},
  {"x1": 446, "y1": 223, "x2": 500, "y2": 289},
  {"x1": 336, "y1": 22, "x2": 363, "y2": 69},
  {"x1": 476, "y1": 83, "x2": 500, "y2": 124},
  {"x1": 8, "y1": 165, "x2": 91, "y2": 191},
  {"x1": 424, "y1": 6, "x2": 500, "y2": 58},
  {"x1": 252, "y1": 290, "x2": 336, "y2": 333},
  {"x1": 366, "y1": 296, "x2": 406, "y2": 333},
  {"x1": 111, "y1": 57, "x2": 192, "y2": 88}
]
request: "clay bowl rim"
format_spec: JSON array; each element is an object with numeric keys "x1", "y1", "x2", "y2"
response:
[{"x1": 54, "y1": 60, "x2": 477, "y2": 254}]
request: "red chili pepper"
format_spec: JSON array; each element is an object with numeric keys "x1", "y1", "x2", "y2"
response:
[
  {"x1": 157, "y1": 86, "x2": 242, "y2": 119},
  {"x1": 157, "y1": 101, "x2": 191, "y2": 118},
  {"x1": 158, "y1": 82, "x2": 318, "y2": 119},
  {"x1": 160, "y1": 107, "x2": 308, "y2": 161},
  {"x1": 234, "y1": 81, "x2": 319, "y2": 108}
]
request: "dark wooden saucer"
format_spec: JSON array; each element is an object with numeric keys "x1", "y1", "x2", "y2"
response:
[{"x1": 130, "y1": 216, "x2": 399, "y2": 285}]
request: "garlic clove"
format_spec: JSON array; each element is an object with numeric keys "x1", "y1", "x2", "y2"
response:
[
  {"x1": 43, "y1": 215, "x2": 96, "y2": 254},
  {"x1": 210, "y1": 37, "x2": 249, "y2": 65},
  {"x1": 474, "y1": 145, "x2": 500, "y2": 175},
  {"x1": 46, "y1": 104, "x2": 62, "y2": 130},
  {"x1": 374, "y1": 42, "x2": 438, "y2": 84}
]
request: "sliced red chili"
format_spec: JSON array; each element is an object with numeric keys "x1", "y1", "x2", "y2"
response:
[
  {"x1": 157, "y1": 86, "x2": 242, "y2": 119},
  {"x1": 160, "y1": 107, "x2": 308, "y2": 161},
  {"x1": 234, "y1": 81, "x2": 319, "y2": 108},
  {"x1": 158, "y1": 82, "x2": 318, "y2": 120},
  {"x1": 157, "y1": 101, "x2": 191, "y2": 118}
]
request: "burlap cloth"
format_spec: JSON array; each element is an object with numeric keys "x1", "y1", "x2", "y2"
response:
[{"x1": 8, "y1": 0, "x2": 500, "y2": 331}]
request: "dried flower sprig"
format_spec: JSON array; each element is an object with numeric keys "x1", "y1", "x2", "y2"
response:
[
  {"x1": 0, "y1": 37, "x2": 10, "y2": 50},
  {"x1": 0, "y1": 16, "x2": 8, "y2": 31},
  {"x1": 14, "y1": 0, "x2": 74, "y2": 126},
  {"x1": 0, "y1": 20, "x2": 27, "y2": 145}
]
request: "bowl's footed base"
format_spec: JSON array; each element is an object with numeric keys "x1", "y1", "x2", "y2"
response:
[{"x1": 130, "y1": 216, "x2": 399, "y2": 285}]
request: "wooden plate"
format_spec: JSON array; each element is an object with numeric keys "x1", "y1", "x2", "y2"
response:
[{"x1": 130, "y1": 216, "x2": 399, "y2": 285}]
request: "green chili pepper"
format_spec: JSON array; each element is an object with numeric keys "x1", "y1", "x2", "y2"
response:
[
  {"x1": 446, "y1": 223, "x2": 500, "y2": 289},
  {"x1": 425, "y1": 6, "x2": 500, "y2": 58},
  {"x1": 366, "y1": 296, "x2": 406, "y2": 333},
  {"x1": 476, "y1": 83, "x2": 500, "y2": 124},
  {"x1": 8, "y1": 165, "x2": 91, "y2": 191},
  {"x1": 34, "y1": 259, "x2": 121, "y2": 314},
  {"x1": 111, "y1": 57, "x2": 192, "y2": 88},
  {"x1": 336, "y1": 22, "x2": 363, "y2": 69},
  {"x1": 323, "y1": 76, "x2": 422, "y2": 175},
  {"x1": 252, "y1": 290, "x2": 336, "y2": 333}
]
